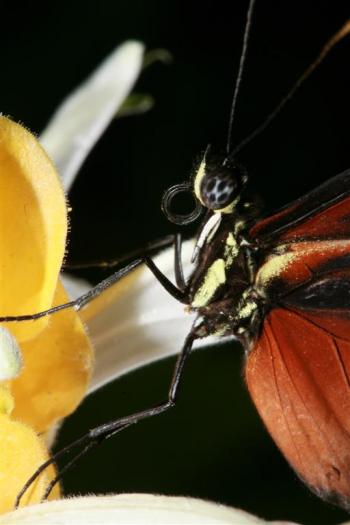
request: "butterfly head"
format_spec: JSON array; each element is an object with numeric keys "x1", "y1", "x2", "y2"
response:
[
  {"x1": 193, "y1": 152, "x2": 248, "y2": 215},
  {"x1": 161, "y1": 150, "x2": 248, "y2": 226}
]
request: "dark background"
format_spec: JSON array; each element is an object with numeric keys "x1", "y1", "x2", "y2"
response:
[{"x1": 2, "y1": 1, "x2": 350, "y2": 524}]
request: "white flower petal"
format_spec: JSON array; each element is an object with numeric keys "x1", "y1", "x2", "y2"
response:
[
  {"x1": 80, "y1": 240, "x2": 229, "y2": 394},
  {"x1": 40, "y1": 41, "x2": 144, "y2": 191},
  {"x1": 0, "y1": 327, "x2": 22, "y2": 380},
  {"x1": 0, "y1": 494, "x2": 301, "y2": 524},
  {"x1": 61, "y1": 273, "x2": 91, "y2": 300}
]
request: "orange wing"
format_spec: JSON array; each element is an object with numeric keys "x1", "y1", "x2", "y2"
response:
[{"x1": 245, "y1": 307, "x2": 350, "y2": 511}]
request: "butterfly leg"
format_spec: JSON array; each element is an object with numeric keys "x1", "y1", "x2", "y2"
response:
[
  {"x1": 143, "y1": 255, "x2": 188, "y2": 303},
  {"x1": 15, "y1": 330, "x2": 197, "y2": 507},
  {"x1": 0, "y1": 236, "x2": 190, "y2": 325}
]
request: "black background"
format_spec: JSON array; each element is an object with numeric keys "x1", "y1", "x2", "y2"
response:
[{"x1": 3, "y1": 1, "x2": 350, "y2": 524}]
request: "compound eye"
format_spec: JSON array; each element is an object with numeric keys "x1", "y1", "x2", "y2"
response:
[{"x1": 200, "y1": 171, "x2": 238, "y2": 210}]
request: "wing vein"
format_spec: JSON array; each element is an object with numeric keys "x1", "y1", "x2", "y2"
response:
[
  {"x1": 282, "y1": 306, "x2": 350, "y2": 344},
  {"x1": 267, "y1": 312, "x2": 347, "y2": 468},
  {"x1": 264, "y1": 318, "x2": 305, "y2": 467},
  {"x1": 330, "y1": 337, "x2": 350, "y2": 393}
]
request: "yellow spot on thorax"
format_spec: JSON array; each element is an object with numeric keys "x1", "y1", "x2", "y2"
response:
[
  {"x1": 238, "y1": 301, "x2": 258, "y2": 319},
  {"x1": 224, "y1": 232, "x2": 239, "y2": 267},
  {"x1": 227, "y1": 232, "x2": 235, "y2": 245},
  {"x1": 192, "y1": 258, "x2": 226, "y2": 308},
  {"x1": 255, "y1": 252, "x2": 296, "y2": 289}
]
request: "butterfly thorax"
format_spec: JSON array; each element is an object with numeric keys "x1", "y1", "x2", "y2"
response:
[{"x1": 188, "y1": 212, "x2": 267, "y2": 345}]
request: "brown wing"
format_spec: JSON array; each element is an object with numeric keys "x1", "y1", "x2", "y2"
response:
[
  {"x1": 250, "y1": 168, "x2": 350, "y2": 243},
  {"x1": 245, "y1": 307, "x2": 350, "y2": 511}
]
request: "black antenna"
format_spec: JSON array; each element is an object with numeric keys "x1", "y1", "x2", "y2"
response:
[
  {"x1": 231, "y1": 19, "x2": 350, "y2": 158},
  {"x1": 226, "y1": 0, "x2": 257, "y2": 156}
]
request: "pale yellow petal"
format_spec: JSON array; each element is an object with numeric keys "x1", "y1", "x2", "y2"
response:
[
  {"x1": 0, "y1": 494, "x2": 301, "y2": 524},
  {"x1": 41, "y1": 41, "x2": 144, "y2": 191}
]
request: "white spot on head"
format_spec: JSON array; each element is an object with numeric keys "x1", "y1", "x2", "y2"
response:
[{"x1": 192, "y1": 213, "x2": 222, "y2": 263}]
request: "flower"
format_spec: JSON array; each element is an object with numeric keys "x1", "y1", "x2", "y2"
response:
[
  {"x1": 0, "y1": 41, "x2": 144, "y2": 513},
  {"x1": 0, "y1": 115, "x2": 93, "y2": 512}
]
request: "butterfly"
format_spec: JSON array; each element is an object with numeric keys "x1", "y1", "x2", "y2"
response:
[
  {"x1": 187, "y1": 152, "x2": 350, "y2": 511},
  {"x1": 12, "y1": 0, "x2": 350, "y2": 514}
]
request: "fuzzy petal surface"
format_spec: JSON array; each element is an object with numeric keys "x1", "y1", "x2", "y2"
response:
[
  {"x1": 11, "y1": 280, "x2": 93, "y2": 433},
  {"x1": 0, "y1": 117, "x2": 67, "y2": 342},
  {"x1": 0, "y1": 413, "x2": 58, "y2": 513}
]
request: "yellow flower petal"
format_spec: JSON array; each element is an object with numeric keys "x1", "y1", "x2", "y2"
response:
[
  {"x1": 0, "y1": 413, "x2": 58, "y2": 513},
  {"x1": 11, "y1": 279, "x2": 93, "y2": 433},
  {"x1": 0, "y1": 116, "x2": 67, "y2": 342}
]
